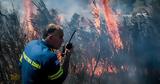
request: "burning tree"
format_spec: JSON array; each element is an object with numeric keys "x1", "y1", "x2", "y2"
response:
[{"x1": 1, "y1": 0, "x2": 160, "y2": 84}]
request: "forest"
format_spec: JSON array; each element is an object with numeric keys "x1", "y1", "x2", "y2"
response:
[{"x1": 0, "y1": 0, "x2": 160, "y2": 84}]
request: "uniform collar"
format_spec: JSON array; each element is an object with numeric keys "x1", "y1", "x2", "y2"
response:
[{"x1": 41, "y1": 39, "x2": 56, "y2": 51}]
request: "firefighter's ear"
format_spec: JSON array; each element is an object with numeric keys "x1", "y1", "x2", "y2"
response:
[
  {"x1": 49, "y1": 35, "x2": 52, "y2": 38},
  {"x1": 46, "y1": 34, "x2": 53, "y2": 40}
]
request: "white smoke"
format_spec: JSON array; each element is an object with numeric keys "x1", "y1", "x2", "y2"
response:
[
  {"x1": 0, "y1": 0, "x2": 91, "y2": 21},
  {"x1": 45, "y1": 0, "x2": 91, "y2": 21}
]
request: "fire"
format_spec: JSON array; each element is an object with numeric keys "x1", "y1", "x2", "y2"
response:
[
  {"x1": 94, "y1": 66, "x2": 103, "y2": 77},
  {"x1": 23, "y1": 0, "x2": 34, "y2": 32},
  {"x1": 23, "y1": 0, "x2": 37, "y2": 40},
  {"x1": 57, "y1": 15, "x2": 65, "y2": 24},
  {"x1": 91, "y1": 1, "x2": 101, "y2": 34},
  {"x1": 57, "y1": 50, "x2": 63, "y2": 62},
  {"x1": 72, "y1": 58, "x2": 118, "y2": 77},
  {"x1": 101, "y1": 0, "x2": 123, "y2": 50},
  {"x1": 86, "y1": 58, "x2": 117, "y2": 77}
]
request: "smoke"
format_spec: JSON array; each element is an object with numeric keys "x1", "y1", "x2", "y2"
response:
[
  {"x1": 45, "y1": 0, "x2": 90, "y2": 21},
  {"x1": 0, "y1": 0, "x2": 23, "y2": 17},
  {"x1": 0, "y1": 0, "x2": 22, "y2": 10},
  {"x1": 0, "y1": 0, "x2": 91, "y2": 21},
  {"x1": 1, "y1": 0, "x2": 160, "y2": 84}
]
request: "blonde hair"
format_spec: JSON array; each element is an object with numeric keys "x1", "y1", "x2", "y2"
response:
[
  {"x1": 47, "y1": 24, "x2": 61, "y2": 30},
  {"x1": 43, "y1": 23, "x2": 63, "y2": 39}
]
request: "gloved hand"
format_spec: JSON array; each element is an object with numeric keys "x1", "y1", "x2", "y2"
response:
[{"x1": 66, "y1": 43, "x2": 73, "y2": 50}]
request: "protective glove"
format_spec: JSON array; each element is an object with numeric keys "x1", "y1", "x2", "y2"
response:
[{"x1": 66, "y1": 43, "x2": 73, "y2": 50}]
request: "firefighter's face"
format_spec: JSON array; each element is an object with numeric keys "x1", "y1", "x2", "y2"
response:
[{"x1": 47, "y1": 30, "x2": 64, "y2": 49}]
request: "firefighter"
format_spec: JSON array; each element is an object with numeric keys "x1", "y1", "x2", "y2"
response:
[{"x1": 19, "y1": 23, "x2": 73, "y2": 84}]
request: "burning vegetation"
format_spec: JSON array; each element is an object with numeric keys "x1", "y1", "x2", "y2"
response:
[
  {"x1": 0, "y1": 0, "x2": 160, "y2": 84},
  {"x1": 101, "y1": 0, "x2": 123, "y2": 50}
]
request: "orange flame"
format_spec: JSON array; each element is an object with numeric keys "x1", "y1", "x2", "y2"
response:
[
  {"x1": 86, "y1": 58, "x2": 117, "y2": 77},
  {"x1": 101, "y1": 0, "x2": 123, "y2": 50},
  {"x1": 23, "y1": 0, "x2": 37, "y2": 40},
  {"x1": 56, "y1": 15, "x2": 65, "y2": 24},
  {"x1": 57, "y1": 50, "x2": 63, "y2": 62},
  {"x1": 91, "y1": 2, "x2": 101, "y2": 34}
]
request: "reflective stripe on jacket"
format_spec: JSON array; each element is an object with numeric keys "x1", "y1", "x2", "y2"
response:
[{"x1": 20, "y1": 40, "x2": 67, "y2": 84}]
